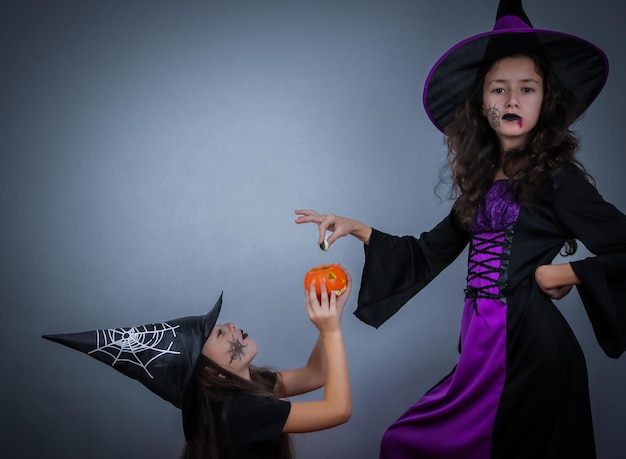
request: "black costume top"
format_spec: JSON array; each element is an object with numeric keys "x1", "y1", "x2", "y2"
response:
[{"x1": 225, "y1": 391, "x2": 291, "y2": 459}]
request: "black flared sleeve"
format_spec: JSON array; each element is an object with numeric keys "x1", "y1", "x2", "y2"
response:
[
  {"x1": 355, "y1": 209, "x2": 469, "y2": 328},
  {"x1": 554, "y1": 168, "x2": 626, "y2": 358}
]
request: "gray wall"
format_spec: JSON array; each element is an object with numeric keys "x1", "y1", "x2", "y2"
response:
[{"x1": 2, "y1": 1, "x2": 625, "y2": 458}]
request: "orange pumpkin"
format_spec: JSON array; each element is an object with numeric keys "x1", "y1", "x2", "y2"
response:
[{"x1": 304, "y1": 263, "x2": 347, "y2": 298}]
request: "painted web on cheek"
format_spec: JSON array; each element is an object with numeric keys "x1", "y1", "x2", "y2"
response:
[{"x1": 88, "y1": 323, "x2": 181, "y2": 379}]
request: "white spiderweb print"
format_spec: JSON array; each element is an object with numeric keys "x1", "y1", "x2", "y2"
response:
[{"x1": 88, "y1": 322, "x2": 181, "y2": 379}]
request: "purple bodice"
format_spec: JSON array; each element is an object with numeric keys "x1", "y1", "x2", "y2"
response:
[
  {"x1": 465, "y1": 180, "x2": 520, "y2": 300},
  {"x1": 470, "y1": 180, "x2": 520, "y2": 233}
]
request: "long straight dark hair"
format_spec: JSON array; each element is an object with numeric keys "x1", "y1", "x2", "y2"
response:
[{"x1": 180, "y1": 354, "x2": 294, "y2": 459}]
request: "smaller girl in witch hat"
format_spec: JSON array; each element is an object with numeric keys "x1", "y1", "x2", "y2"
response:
[
  {"x1": 295, "y1": 1, "x2": 626, "y2": 458},
  {"x1": 44, "y1": 269, "x2": 353, "y2": 459},
  {"x1": 180, "y1": 278, "x2": 353, "y2": 459}
]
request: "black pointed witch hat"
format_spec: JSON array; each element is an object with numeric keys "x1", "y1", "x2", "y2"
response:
[
  {"x1": 43, "y1": 293, "x2": 223, "y2": 409},
  {"x1": 423, "y1": 0, "x2": 609, "y2": 132}
]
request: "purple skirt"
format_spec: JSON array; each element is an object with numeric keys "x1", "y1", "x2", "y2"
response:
[{"x1": 380, "y1": 229, "x2": 508, "y2": 459}]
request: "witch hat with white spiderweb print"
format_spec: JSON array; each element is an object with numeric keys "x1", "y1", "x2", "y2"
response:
[{"x1": 42, "y1": 293, "x2": 222, "y2": 409}]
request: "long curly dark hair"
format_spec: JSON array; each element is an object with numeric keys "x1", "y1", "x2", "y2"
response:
[
  {"x1": 180, "y1": 354, "x2": 294, "y2": 459},
  {"x1": 444, "y1": 52, "x2": 592, "y2": 255}
]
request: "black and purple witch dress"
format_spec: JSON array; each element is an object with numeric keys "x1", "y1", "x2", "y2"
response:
[{"x1": 355, "y1": 164, "x2": 626, "y2": 459}]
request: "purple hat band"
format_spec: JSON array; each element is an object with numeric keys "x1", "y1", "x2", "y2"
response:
[{"x1": 494, "y1": 14, "x2": 532, "y2": 30}]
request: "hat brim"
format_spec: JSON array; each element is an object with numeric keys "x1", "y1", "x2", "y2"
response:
[{"x1": 423, "y1": 28, "x2": 609, "y2": 133}]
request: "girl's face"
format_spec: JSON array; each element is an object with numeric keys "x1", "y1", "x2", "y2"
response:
[
  {"x1": 201, "y1": 322, "x2": 258, "y2": 379},
  {"x1": 482, "y1": 55, "x2": 543, "y2": 152}
]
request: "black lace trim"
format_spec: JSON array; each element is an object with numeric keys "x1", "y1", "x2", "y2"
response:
[{"x1": 464, "y1": 224, "x2": 515, "y2": 314}]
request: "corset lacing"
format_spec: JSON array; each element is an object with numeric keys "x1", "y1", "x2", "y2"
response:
[{"x1": 464, "y1": 232, "x2": 507, "y2": 315}]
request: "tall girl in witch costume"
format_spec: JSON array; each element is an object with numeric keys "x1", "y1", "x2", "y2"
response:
[{"x1": 296, "y1": 1, "x2": 626, "y2": 458}]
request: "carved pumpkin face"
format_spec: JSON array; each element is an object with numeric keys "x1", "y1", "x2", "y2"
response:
[{"x1": 304, "y1": 263, "x2": 347, "y2": 298}]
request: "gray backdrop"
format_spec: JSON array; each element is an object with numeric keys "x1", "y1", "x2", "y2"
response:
[{"x1": 2, "y1": 1, "x2": 625, "y2": 458}]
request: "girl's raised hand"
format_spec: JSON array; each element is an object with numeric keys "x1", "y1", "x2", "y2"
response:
[{"x1": 305, "y1": 283, "x2": 341, "y2": 334}]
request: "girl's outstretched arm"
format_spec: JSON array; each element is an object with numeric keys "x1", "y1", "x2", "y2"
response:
[
  {"x1": 279, "y1": 278, "x2": 352, "y2": 433},
  {"x1": 276, "y1": 269, "x2": 351, "y2": 398}
]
